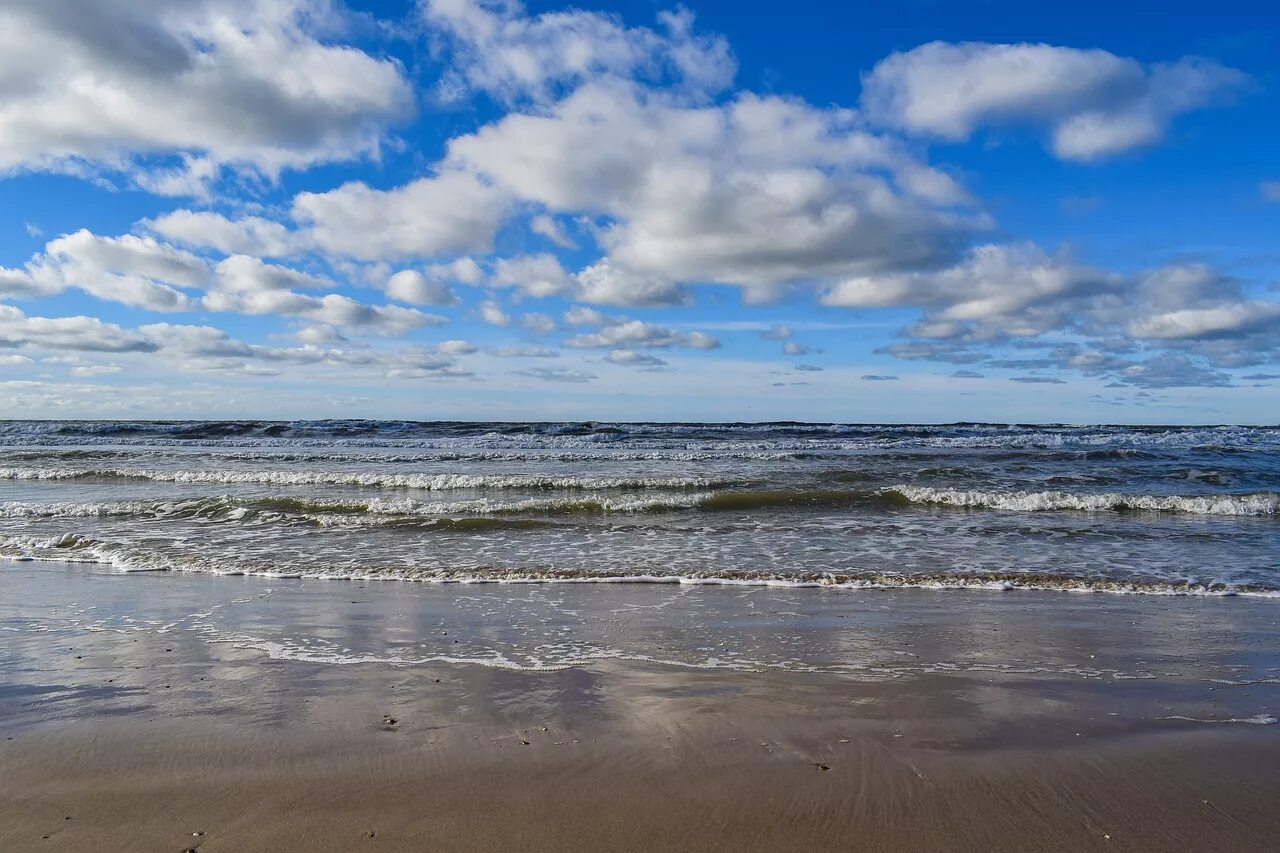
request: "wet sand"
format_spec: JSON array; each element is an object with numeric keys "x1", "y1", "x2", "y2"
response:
[{"x1": 1, "y1": 562, "x2": 1278, "y2": 852}]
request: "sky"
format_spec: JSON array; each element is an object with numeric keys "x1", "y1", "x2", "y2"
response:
[{"x1": 0, "y1": 0, "x2": 1278, "y2": 424}]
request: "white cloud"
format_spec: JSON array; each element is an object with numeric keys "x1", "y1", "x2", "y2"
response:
[
  {"x1": 433, "y1": 257, "x2": 486, "y2": 285},
  {"x1": 562, "y1": 306, "x2": 618, "y2": 327},
  {"x1": 436, "y1": 339, "x2": 478, "y2": 355},
  {"x1": 447, "y1": 82, "x2": 980, "y2": 297},
  {"x1": 385, "y1": 269, "x2": 459, "y2": 306},
  {"x1": 213, "y1": 254, "x2": 331, "y2": 293},
  {"x1": 513, "y1": 366, "x2": 597, "y2": 383},
  {"x1": 70, "y1": 363, "x2": 123, "y2": 377},
  {"x1": 574, "y1": 260, "x2": 687, "y2": 306},
  {"x1": 0, "y1": 265, "x2": 58, "y2": 300},
  {"x1": 292, "y1": 171, "x2": 508, "y2": 260},
  {"x1": 491, "y1": 253, "x2": 575, "y2": 297},
  {"x1": 478, "y1": 299, "x2": 511, "y2": 326},
  {"x1": 202, "y1": 289, "x2": 443, "y2": 335},
  {"x1": 530, "y1": 214, "x2": 577, "y2": 248},
  {"x1": 491, "y1": 344, "x2": 558, "y2": 358},
  {"x1": 604, "y1": 350, "x2": 667, "y2": 367},
  {"x1": 519, "y1": 312, "x2": 556, "y2": 336},
  {"x1": 1129, "y1": 302, "x2": 1280, "y2": 340},
  {"x1": 563, "y1": 319, "x2": 718, "y2": 350},
  {"x1": 822, "y1": 243, "x2": 1118, "y2": 338},
  {"x1": 0, "y1": 0, "x2": 413, "y2": 189},
  {"x1": 294, "y1": 325, "x2": 348, "y2": 346},
  {"x1": 422, "y1": 0, "x2": 735, "y2": 104},
  {"x1": 32, "y1": 229, "x2": 210, "y2": 310},
  {"x1": 0, "y1": 305, "x2": 157, "y2": 353},
  {"x1": 862, "y1": 42, "x2": 1246, "y2": 161},
  {"x1": 145, "y1": 210, "x2": 296, "y2": 256}
]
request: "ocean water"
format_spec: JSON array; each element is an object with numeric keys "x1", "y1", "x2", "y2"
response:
[{"x1": 0, "y1": 420, "x2": 1277, "y2": 595}]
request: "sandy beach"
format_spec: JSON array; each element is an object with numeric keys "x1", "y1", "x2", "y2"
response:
[{"x1": 2, "y1": 561, "x2": 1277, "y2": 852}]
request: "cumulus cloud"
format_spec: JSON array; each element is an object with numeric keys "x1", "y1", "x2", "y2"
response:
[
  {"x1": 422, "y1": 0, "x2": 735, "y2": 104},
  {"x1": 8, "y1": 225, "x2": 454, "y2": 336},
  {"x1": 138, "y1": 321, "x2": 473, "y2": 380},
  {"x1": 0, "y1": 0, "x2": 413, "y2": 190},
  {"x1": 823, "y1": 243, "x2": 1119, "y2": 339},
  {"x1": 0, "y1": 305, "x2": 157, "y2": 353},
  {"x1": 490, "y1": 254, "x2": 575, "y2": 297},
  {"x1": 513, "y1": 366, "x2": 597, "y2": 383},
  {"x1": 445, "y1": 81, "x2": 982, "y2": 297},
  {"x1": 1010, "y1": 375, "x2": 1066, "y2": 384},
  {"x1": 530, "y1": 214, "x2": 577, "y2": 248},
  {"x1": 490, "y1": 344, "x2": 558, "y2": 358},
  {"x1": 478, "y1": 299, "x2": 511, "y2": 326},
  {"x1": 604, "y1": 350, "x2": 667, "y2": 368},
  {"x1": 385, "y1": 270, "x2": 459, "y2": 306},
  {"x1": 144, "y1": 211, "x2": 296, "y2": 257},
  {"x1": 834, "y1": 244, "x2": 1280, "y2": 387},
  {"x1": 562, "y1": 306, "x2": 619, "y2": 327},
  {"x1": 30, "y1": 230, "x2": 211, "y2": 310},
  {"x1": 862, "y1": 42, "x2": 1246, "y2": 161},
  {"x1": 563, "y1": 319, "x2": 718, "y2": 350},
  {"x1": 574, "y1": 260, "x2": 688, "y2": 307},
  {"x1": 519, "y1": 312, "x2": 556, "y2": 336},
  {"x1": 1129, "y1": 302, "x2": 1280, "y2": 340},
  {"x1": 292, "y1": 171, "x2": 508, "y2": 260}
]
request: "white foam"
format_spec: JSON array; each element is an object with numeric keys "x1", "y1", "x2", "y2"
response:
[
  {"x1": 0, "y1": 467, "x2": 727, "y2": 491},
  {"x1": 1161, "y1": 714, "x2": 1277, "y2": 725},
  {"x1": 894, "y1": 486, "x2": 1280, "y2": 516}
]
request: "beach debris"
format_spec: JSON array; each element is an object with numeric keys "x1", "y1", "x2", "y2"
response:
[
  {"x1": 815, "y1": 763, "x2": 830, "y2": 771},
  {"x1": 520, "y1": 739, "x2": 531, "y2": 745}
]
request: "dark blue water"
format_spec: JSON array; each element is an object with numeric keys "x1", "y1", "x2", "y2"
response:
[{"x1": 1, "y1": 421, "x2": 1277, "y2": 594}]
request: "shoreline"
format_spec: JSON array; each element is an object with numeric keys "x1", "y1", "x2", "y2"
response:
[
  {"x1": 2, "y1": 561, "x2": 1277, "y2": 851},
  {"x1": 5, "y1": 554, "x2": 1279, "y2": 598}
]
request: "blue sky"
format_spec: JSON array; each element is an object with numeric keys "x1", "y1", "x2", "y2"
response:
[{"x1": 0, "y1": 0, "x2": 1277, "y2": 423}]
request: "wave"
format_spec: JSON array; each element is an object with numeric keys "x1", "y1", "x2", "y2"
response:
[
  {"x1": 3, "y1": 486, "x2": 1276, "y2": 525},
  {"x1": 0, "y1": 467, "x2": 731, "y2": 491},
  {"x1": 2, "y1": 420, "x2": 1278, "y2": 452},
  {"x1": 2, "y1": 539, "x2": 1275, "y2": 598},
  {"x1": 0, "y1": 494, "x2": 716, "y2": 526},
  {"x1": 893, "y1": 486, "x2": 1279, "y2": 516}
]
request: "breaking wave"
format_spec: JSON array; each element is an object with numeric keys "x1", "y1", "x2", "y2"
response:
[
  {"x1": 0, "y1": 467, "x2": 731, "y2": 491},
  {"x1": 893, "y1": 486, "x2": 1279, "y2": 516},
  {"x1": 2, "y1": 486, "x2": 1276, "y2": 528}
]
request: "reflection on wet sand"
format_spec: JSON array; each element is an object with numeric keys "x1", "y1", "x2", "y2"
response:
[{"x1": 1, "y1": 562, "x2": 1277, "y2": 851}]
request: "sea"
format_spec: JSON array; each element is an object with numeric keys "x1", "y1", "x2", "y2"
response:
[{"x1": 1, "y1": 420, "x2": 1277, "y2": 596}]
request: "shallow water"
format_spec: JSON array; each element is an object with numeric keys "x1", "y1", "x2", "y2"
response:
[{"x1": 1, "y1": 420, "x2": 1277, "y2": 594}]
